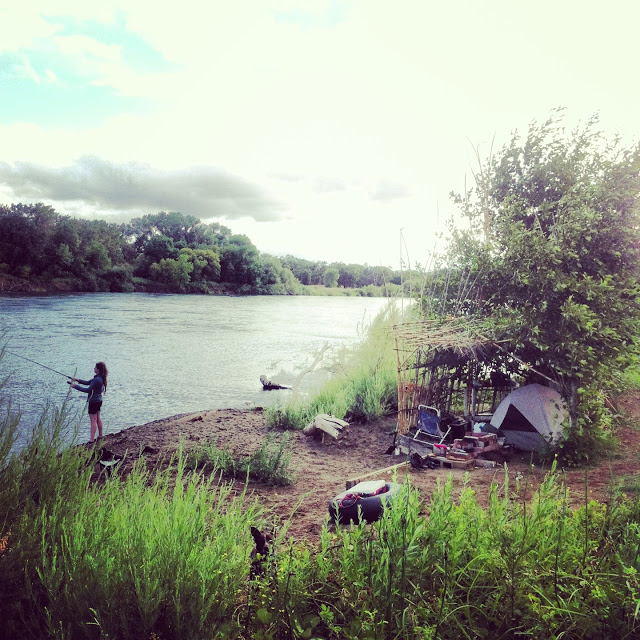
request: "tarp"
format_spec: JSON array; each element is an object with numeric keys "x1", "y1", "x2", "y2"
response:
[{"x1": 489, "y1": 383, "x2": 567, "y2": 451}]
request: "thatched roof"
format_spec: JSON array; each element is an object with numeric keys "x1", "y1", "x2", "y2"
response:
[{"x1": 392, "y1": 316, "x2": 493, "y2": 369}]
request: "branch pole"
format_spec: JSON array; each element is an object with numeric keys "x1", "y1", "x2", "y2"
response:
[{"x1": 292, "y1": 341, "x2": 331, "y2": 399}]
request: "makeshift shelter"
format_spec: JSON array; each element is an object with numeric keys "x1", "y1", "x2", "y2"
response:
[
  {"x1": 393, "y1": 317, "x2": 514, "y2": 435},
  {"x1": 488, "y1": 383, "x2": 567, "y2": 451}
]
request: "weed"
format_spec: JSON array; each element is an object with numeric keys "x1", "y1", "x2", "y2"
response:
[{"x1": 186, "y1": 432, "x2": 294, "y2": 486}]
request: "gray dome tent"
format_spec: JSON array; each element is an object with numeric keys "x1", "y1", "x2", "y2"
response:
[{"x1": 489, "y1": 383, "x2": 567, "y2": 452}]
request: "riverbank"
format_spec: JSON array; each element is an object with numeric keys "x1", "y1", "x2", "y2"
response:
[
  {"x1": 0, "y1": 273, "x2": 239, "y2": 295},
  {"x1": 0, "y1": 273, "x2": 397, "y2": 297},
  {"x1": 85, "y1": 392, "x2": 640, "y2": 544}
]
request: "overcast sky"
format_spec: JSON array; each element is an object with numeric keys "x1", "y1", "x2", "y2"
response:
[{"x1": 1, "y1": 0, "x2": 638, "y2": 268}]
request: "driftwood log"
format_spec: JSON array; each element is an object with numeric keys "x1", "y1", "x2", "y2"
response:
[
  {"x1": 303, "y1": 414, "x2": 349, "y2": 441},
  {"x1": 260, "y1": 375, "x2": 290, "y2": 390}
]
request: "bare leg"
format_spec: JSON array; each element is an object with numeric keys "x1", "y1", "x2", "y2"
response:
[
  {"x1": 96, "y1": 410, "x2": 103, "y2": 439},
  {"x1": 90, "y1": 414, "x2": 98, "y2": 441}
]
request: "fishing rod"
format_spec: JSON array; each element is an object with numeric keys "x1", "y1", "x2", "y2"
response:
[{"x1": 4, "y1": 350, "x2": 73, "y2": 379}]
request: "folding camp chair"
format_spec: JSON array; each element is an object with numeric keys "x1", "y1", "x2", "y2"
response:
[{"x1": 413, "y1": 405, "x2": 451, "y2": 443}]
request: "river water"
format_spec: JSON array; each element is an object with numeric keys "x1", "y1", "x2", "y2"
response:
[{"x1": 0, "y1": 293, "x2": 393, "y2": 448}]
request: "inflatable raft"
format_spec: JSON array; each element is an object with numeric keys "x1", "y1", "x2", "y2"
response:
[{"x1": 328, "y1": 480, "x2": 402, "y2": 524}]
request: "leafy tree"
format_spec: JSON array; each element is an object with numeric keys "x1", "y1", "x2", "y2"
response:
[
  {"x1": 0, "y1": 203, "x2": 58, "y2": 275},
  {"x1": 194, "y1": 221, "x2": 234, "y2": 248},
  {"x1": 256, "y1": 255, "x2": 281, "y2": 291},
  {"x1": 84, "y1": 241, "x2": 111, "y2": 271},
  {"x1": 47, "y1": 218, "x2": 81, "y2": 275},
  {"x1": 124, "y1": 211, "x2": 199, "y2": 248},
  {"x1": 280, "y1": 254, "x2": 313, "y2": 284},
  {"x1": 444, "y1": 111, "x2": 640, "y2": 432},
  {"x1": 101, "y1": 265, "x2": 135, "y2": 292},
  {"x1": 323, "y1": 267, "x2": 339, "y2": 288},
  {"x1": 149, "y1": 254, "x2": 193, "y2": 289},
  {"x1": 278, "y1": 266, "x2": 299, "y2": 294},
  {"x1": 255, "y1": 255, "x2": 299, "y2": 294},
  {"x1": 178, "y1": 248, "x2": 221, "y2": 282},
  {"x1": 0, "y1": 206, "x2": 37, "y2": 274},
  {"x1": 142, "y1": 235, "x2": 178, "y2": 263},
  {"x1": 123, "y1": 212, "x2": 233, "y2": 251},
  {"x1": 20, "y1": 203, "x2": 58, "y2": 271},
  {"x1": 337, "y1": 263, "x2": 363, "y2": 288},
  {"x1": 309, "y1": 261, "x2": 328, "y2": 285},
  {"x1": 219, "y1": 235, "x2": 261, "y2": 285},
  {"x1": 54, "y1": 243, "x2": 74, "y2": 273},
  {"x1": 360, "y1": 265, "x2": 394, "y2": 287}
]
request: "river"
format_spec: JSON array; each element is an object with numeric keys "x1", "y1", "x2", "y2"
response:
[{"x1": 0, "y1": 293, "x2": 394, "y2": 448}]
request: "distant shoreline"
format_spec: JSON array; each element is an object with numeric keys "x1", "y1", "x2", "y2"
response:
[{"x1": 0, "y1": 274, "x2": 394, "y2": 298}]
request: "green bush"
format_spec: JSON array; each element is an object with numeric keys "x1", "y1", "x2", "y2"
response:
[{"x1": 553, "y1": 385, "x2": 618, "y2": 466}]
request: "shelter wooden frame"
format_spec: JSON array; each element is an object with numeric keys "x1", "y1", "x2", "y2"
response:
[{"x1": 392, "y1": 317, "x2": 513, "y2": 434}]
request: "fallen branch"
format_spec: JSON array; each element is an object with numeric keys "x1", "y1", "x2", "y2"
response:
[
  {"x1": 345, "y1": 461, "x2": 409, "y2": 490},
  {"x1": 292, "y1": 341, "x2": 330, "y2": 399}
]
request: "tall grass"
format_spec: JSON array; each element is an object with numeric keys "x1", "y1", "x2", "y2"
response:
[
  {"x1": 1, "y1": 430, "x2": 266, "y2": 638},
  {"x1": 0, "y1": 359, "x2": 266, "y2": 639},
  {"x1": 241, "y1": 466, "x2": 640, "y2": 640},
  {"x1": 265, "y1": 300, "x2": 403, "y2": 430},
  {"x1": 31, "y1": 458, "x2": 264, "y2": 639},
  {"x1": 3, "y1": 414, "x2": 640, "y2": 639}
]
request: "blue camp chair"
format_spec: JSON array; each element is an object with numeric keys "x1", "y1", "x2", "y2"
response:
[{"x1": 413, "y1": 405, "x2": 451, "y2": 443}]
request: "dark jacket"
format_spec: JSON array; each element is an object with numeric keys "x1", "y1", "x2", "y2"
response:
[{"x1": 75, "y1": 375, "x2": 104, "y2": 403}]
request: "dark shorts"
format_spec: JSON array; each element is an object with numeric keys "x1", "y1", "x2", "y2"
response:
[{"x1": 88, "y1": 401, "x2": 103, "y2": 415}]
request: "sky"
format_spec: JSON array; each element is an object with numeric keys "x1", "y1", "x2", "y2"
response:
[{"x1": 1, "y1": 0, "x2": 639, "y2": 269}]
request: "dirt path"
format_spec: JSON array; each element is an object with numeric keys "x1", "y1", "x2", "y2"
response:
[{"x1": 89, "y1": 393, "x2": 640, "y2": 544}]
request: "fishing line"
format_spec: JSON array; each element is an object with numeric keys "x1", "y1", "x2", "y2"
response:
[{"x1": 4, "y1": 350, "x2": 73, "y2": 379}]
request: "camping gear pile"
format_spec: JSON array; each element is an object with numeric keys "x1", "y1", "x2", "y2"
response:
[
  {"x1": 411, "y1": 430, "x2": 503, "y2": 468},
  {"x1": 446, "y1": 432, "x2": 501, "y2": 462},
  {"x1": 402, "y1": 384, "x2": 568, "y2": 466},
  {"x1": 410, "y1": 404, "x2": 502, "y2": 464}
]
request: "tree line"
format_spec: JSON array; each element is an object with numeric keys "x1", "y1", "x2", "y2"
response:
[{"x1": 0, "y1": 206, "x2": 403, "y2": 295}]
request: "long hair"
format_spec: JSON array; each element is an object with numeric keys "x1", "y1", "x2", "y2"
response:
[{"x1": 95, "y1": 362, "x2": 108, "y2": 392}]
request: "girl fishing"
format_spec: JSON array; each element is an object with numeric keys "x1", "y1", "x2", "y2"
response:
[{"x1": 69, "y1": 362, "x2": 108, "y2": 442}]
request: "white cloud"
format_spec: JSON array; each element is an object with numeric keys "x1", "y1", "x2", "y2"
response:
[
  {"x1": 18, "y1": 56, "x2": 41, "y2": 83},
  {"x1": 0, "y1": 156, "x2": 286, "y2": 221}
]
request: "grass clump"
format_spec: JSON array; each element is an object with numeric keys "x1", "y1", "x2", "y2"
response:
[
  {"x1": 265, "y1": 300, "x2": 402, "y2": 430},
  {"x1": 185, "y1": 432, "x2": 294, "y2": 486},
  {"x1": 32, "y1": 458, "x2": 262, "y2": 640}
]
